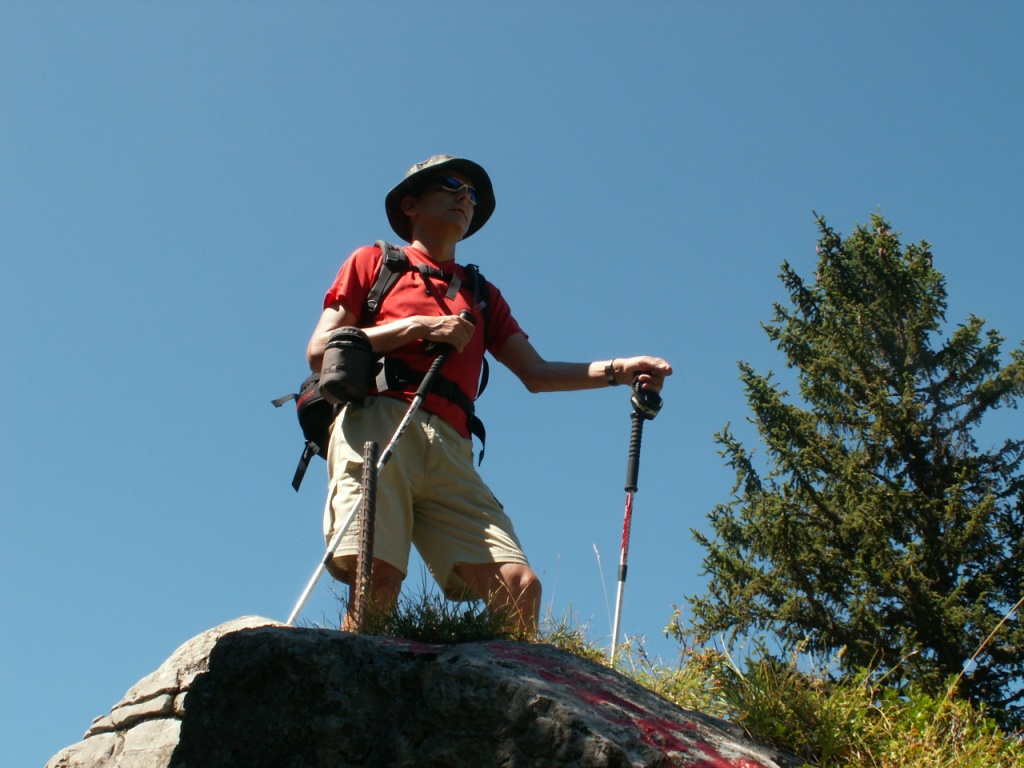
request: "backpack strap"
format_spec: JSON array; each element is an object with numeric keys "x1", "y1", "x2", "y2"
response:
[
  {"x1": 364, "y1": 241, "x2": 411, "y2": 323},
  {"x1": 463, "y1": 264, "x2": 489, "y2": 323},
  {"x1": 376, "y1": 357, "x2": 487, "y2": 464},
  {"x1": 363, "y1": 241, "x2": 492, "y2": 460},
  {"x1": 367, "y1": 242, "x2": 490, "y2": 329},
  {"x1": 463, "y1": 263, "x2": 490, "y2": 397},
  {"x1": 365, "y1": 241, "x2": 452, "y2": 318}
]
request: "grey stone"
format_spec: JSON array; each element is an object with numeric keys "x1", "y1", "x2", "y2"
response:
[
  {"x1": 85, "y1": 715, "x2": 114, "y2": 737},
  {"x1": 47, "y1": 617, "x2": 801, "y2": 768},
  {"x1": 119, "y1": 719, "x2": 180, "y2": 768},
  {"x1": 171, "y1": 692, "x2": 187, "y2": 717},
  {"x1": 115, "y1": 616, "x2": 281, "y2": 709},
  {"x1": 110, "y1": 693, "x2": 174, "y2": 730},
  {"x1": 44, "y1": 731, "x2": 120, "y2": 768}
]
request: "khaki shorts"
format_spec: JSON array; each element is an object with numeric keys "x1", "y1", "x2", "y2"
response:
[{"x1": 323, "y1": 395, "x2": 528, "y2": 599}]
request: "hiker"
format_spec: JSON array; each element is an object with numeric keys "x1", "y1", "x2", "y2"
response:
[{"x1": 306, "y1": 155, "x2": 672, "y2": 635}]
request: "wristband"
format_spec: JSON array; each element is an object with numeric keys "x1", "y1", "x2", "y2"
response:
[{"x1": 605, "y1": 360, "x2": 620, "y2": 386}]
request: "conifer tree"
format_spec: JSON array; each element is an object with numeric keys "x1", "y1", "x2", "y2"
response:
[{"x1": 688, "y1": 214, "x2": 1024, "y2": 725}]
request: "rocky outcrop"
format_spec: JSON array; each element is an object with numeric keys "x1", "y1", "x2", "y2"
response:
[
  {"x1": 46, "y1": 616, "x2": 281, "y2": 768},
  {"x1": 46, "y1": 616, "x2": 799, "y2": 768}
]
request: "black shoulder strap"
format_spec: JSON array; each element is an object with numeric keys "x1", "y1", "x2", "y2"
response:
[
  {"x1": 463, "y1": 264, "x2": 490, "y2": 328},
  {"x1": 365, "y1": 242, "x2": 491, "y2": 329},
  {"x1": 463, "y1": 263, "x2": 491, "y2": 397},
  {"x1": 363, "y1": 240, "x2": 410, "y2": 326},
  {"x1": 364, "y1": 241, "x2": 492, "y2": 399}
]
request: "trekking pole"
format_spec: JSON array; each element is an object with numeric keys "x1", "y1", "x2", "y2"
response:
[
  {"x1": 610, "y1": 376, "x2": 662, "y2": 663},
  {"x1": 354, "y1": 440, "x2": 378, "y2": 633},
  {"x1": 286, "y1": 310, "x2": 474, "y2": 626}
]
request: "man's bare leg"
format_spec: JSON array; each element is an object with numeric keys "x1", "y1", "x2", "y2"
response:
[
  {"x1": 454, "y1": 562, "x2": 542, "y2": 636},
  {"x1": 335, "y1": 556, "x2": 404, "y2": 632}
]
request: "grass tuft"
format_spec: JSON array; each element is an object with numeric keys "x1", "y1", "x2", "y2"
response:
[{"x1": 339, "y1": 588, "x2": 528, "y2": 644}]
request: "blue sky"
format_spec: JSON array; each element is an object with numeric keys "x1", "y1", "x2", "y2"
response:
[{"x1": 3, "y1": 2, "x2": 1022, "y2": 764}]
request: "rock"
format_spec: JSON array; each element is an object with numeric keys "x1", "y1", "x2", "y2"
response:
[
  {"x1": 114, "y1": 616, "x2": 282, "y2": 715},
  {"x1": 46, "y1": 617, "x2": 800, "y2": 768},
  {"x1": 45, "y1": 731, "x2": 118, "y2": 768},
  {"x1": 47, "y1": 616, "x2": 281, "y2": 767}
]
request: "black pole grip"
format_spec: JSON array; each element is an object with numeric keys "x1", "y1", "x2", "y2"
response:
[
  {"x1": 625, "y1": 411, "x2": 644, "y2": 492},
  {"x1": 415, "y1": 347, "x2": 453, "y2": 398},
  {"x1": 625, "y1": 375, "x2": 662, "y2": 491},
  {"x1": 630, "y1": 377, "x2": 663, "y2": 421}
]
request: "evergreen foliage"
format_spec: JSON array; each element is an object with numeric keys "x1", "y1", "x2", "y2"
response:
[{"x1": 688, "y1": 214, "x2": 1024, "y2": 726}]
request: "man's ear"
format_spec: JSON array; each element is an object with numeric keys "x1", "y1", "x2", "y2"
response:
[{"x1": 400, "y1": 195, "x2": 418, "y2": 218}]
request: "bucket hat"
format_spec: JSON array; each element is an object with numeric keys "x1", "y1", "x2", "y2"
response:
[{"x1": 385, "y1": 155, "x2": 496, "y2": 243}]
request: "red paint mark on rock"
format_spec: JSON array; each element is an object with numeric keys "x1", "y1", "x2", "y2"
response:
[{"x1": 491, "y1": 644, "x2": 774, "y2": 768}]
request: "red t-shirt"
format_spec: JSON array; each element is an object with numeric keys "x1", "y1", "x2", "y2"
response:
[{"x1": 323, "y1": 244, "x2": 526, "y2": 438}]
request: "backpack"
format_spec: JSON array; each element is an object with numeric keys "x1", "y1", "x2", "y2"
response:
[
  {"x1": 274, "y1": 241, "x2": 491, "y2": 491},
  {"x1": 271, "y1": 373, "x2": 334, "y2": 491}
]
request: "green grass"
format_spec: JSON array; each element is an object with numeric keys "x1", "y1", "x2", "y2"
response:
[
  {"x1": 338, "y1": 588, "x2": 528, "y2": 644},
  {"x1": 615, "y1": 629, "x2": 1024, "y2": 768},
  {"x1": 659, "y1": 650, "x2": 1021, "y2": 767}
]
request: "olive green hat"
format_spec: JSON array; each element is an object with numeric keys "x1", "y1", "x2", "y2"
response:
[{"x1": 385, "y1": 155, "x2": 496, "y2": 243}]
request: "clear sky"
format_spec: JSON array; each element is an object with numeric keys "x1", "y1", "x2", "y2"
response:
[{"x1": 3, "y1": 2, "x2": 1022, "y2": 764}]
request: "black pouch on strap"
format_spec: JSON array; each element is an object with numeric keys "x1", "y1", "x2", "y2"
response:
[{"x1": 272, "y1": 373, "x2": 338, "y2": 491}]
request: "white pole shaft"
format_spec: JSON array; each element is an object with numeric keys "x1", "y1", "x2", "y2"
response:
[
  {"x1": 285, "y1": 393, "x2": 427, "y2": 626},
  {"x1": 609, "y1": 491, "x2": 634, "y2": 663},
  {"x1": 286, "y1": 490, "x2": 361, "y2": 626},
  {"x1": 610, "y1": 579, "x2": 627, "y2": 663}
]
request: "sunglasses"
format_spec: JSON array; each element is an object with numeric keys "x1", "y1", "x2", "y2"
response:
[{"x1": 437, "y1": 177, "x2": 478, "y2": 206}]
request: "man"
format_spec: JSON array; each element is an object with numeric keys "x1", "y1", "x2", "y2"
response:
[{"x1": 307, "y1": 155, "x2": 672, "y2": 634}]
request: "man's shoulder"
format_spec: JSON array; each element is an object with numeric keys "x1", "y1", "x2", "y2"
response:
[
  {"x1": 352, "y1": 243, "x2": 385, "y2": 260},
  {"x1": 340, "y1": 243, "x2": 386, "y2": 276}
]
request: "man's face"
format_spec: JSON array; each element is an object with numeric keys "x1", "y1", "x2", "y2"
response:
[{"x1": 405, "y1": 172, "x2": 477, "y2": 240}]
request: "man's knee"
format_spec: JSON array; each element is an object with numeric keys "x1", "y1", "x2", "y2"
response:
[{"x1": 501, "y1": 563, "x2": 541, "y2": 601}]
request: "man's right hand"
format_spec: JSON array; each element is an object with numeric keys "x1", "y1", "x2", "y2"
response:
[{"x1": 418, "y1": 313, "x2": 476, "y2": 353}]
